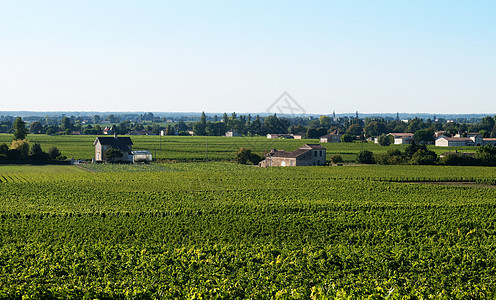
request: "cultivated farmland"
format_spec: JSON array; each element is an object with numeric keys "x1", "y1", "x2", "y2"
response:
[{"x1": 0, "y1": 163, "x2": 496, "y2": 298}]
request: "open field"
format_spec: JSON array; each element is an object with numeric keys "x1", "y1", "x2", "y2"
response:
[
  {"x1": 1, "y1": 163, "x2": 496, "y2": 298},
  {"x1": 0, "y1": 134, "x2": 481, "y2": 162}
]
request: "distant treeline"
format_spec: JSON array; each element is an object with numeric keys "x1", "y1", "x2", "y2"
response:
[{"x1": 1, "y1": 112, "x2": 496, "y2": 139}]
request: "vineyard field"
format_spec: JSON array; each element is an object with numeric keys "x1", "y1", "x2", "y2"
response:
[
  {"x1": 1, "y1": 163, "x2": 496, "y2": 298},
  {"x1": 0, "y1": 134, "x2": 480, "y2": 162}
]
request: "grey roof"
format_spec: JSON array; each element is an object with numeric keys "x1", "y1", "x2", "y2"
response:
[
  {"x1": 94, "y1": 136, "x2": 134, "y2": 146},
  {"x1": 268, "y1": 144, "x2": 326, "y2": 158}
]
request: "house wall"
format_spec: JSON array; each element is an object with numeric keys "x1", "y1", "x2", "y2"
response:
[
  {"x1": 320, "y1": 135, "x2": 340, "y2": 143},
  {"x1": 435, "y1": 138, "x2": 449, "y2": 147},
  {"x1": 266, "y1": 157, "x2": 297, "y2": 167}
]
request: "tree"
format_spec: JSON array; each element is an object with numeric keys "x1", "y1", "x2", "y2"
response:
[
  {"x1": 13, "y1": 117, "x2": 27, "y2": 140},
  {"x1": 61, "y1": 116, "x2": 72, "y2": 131},
  {"x1": 193, "y1": 112, "x2": 207, "y2": 136},
  {"x1": 319, "y1": 115, "x2": 332, "y2": 128},
  {"x1": 48, "y1": 147, "x2": 61, "y2": 160},
  {"x1": 491, "y1": 124, "x2": 496, "y2": 138},
  {"x1": 346, "y1": 124, "x2": 362, "y2": 136},
  {"x1": 414, "y1": 129, "x2": 435, "y2": 144},
  {"x1": 236, "y1": 148, "x2": 261, "y2": 165},
  {"x1": 377, "y1": 134, "x2": 392, "y2": 146},
  {"x1": 0, "y1": 143, "x2": 9, "y2": 156},
  {"x1": 364, "y1": 121, "x2": 387, "y2": 137},
  {"x1": 30, "y1": 143, "x2": 48, "y2": 160},
  {"x1": 481, "y1": 116, "x2": 495, "y2": 132},
  {"x1": 410, "y1": 149, "x2": 437, "y2": 165},
  {"x1": 29, "y1": 122, "x2": 43, "y2": 134},
  {"x1": 306, "y1": 128, "x2": 318, "y2": 139},
  {"x1": 340, "y1": 134, "x2": 354, "y2": 143},
  {"x1": 105, "y1": 148, "x2": 123, "y2": 162},
  {"x1": 356, "y1": 150, "x2": 375, "y2": 164},
  {"x1": 10, "y1": 139, "x2": 30, "y2": 159},
  {"x1": 330, "y1": 154, "x2": 343, "y2": 164}
]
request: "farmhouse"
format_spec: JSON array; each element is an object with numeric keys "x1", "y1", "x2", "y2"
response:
[
  {"x1": 225, "y1": 130, "x2": 241, "y2": 137},
  {"x1": 320, "y1": 130, "x2": 341, "y2": 143},
  {"x1": 259, "y1": 144, "x2": 326, "y2": 167},
  {"x1": 94, "y1": 133, "x2": 134, "y2": 162},
  {"x1": 389, "y1": 133, "x2": 414, "y2": 144}
]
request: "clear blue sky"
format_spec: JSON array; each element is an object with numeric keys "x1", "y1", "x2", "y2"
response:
[{"x1": 1, "y1": 1, "x2": 495, "y2": 114}]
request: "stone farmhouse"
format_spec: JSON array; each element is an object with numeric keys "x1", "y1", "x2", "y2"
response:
[
  {"x1": 320, "y1": 130, "x2": 342, "y2": 143},
  {"x1": 259, "y1": 144, "x2": 326, "y2": 167},
  {"x1": 94, "y1": 134, "x2": 153, "y2": 163}
]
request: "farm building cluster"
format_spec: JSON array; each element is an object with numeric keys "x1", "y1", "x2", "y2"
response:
[{"x1": 94, "y1": 134, "x2": 153, "y2": 163}]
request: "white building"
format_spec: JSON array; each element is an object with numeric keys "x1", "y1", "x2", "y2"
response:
[
  {"x1": 131, "y1": 150, "x2": 153, "y2": 163},
  {"x1": 225, "y1": 130, "x2": 241, "y2": 137}
]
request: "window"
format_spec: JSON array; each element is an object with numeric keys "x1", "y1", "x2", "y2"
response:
[
  {"x1": 319, "y1": 150, "x2": 322, "y2": 157},
  {"x1": 314, "y1": 151, "x2": 317, "y2": 157}
]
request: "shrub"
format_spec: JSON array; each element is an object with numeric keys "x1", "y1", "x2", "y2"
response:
[
  {"x1": 236, "y1": 148, "x2": 262, "y2": 165},
  {"x1": 48, "y1": 147, "x2": 62, "y2": 160},
  {"x1": 377, "y1": 134, "x2": 392, "y2": 146},
  {"x1": 341, "y1": 134, "x2": 354, "y2": 143},
  {"x1": 330, "y1": 154, "x2": 343, "y2": 164},
  {"x1": 356, "y1": 150, "x2": 375, "y2": 164}
]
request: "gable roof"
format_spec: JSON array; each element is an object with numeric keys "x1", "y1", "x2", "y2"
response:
[
  {"x1": 439, "y1": 137, "x2": 473, "y2": 142},
  {"x1": 389, "y1": 133, "x2": 414, "y2": 139},
  {"x1": 300, "y1": 144, "x2": 326, "y2": 150},
  {"x1": 94, "y1": 136, "x2": 134, "y2": 146},
  {"x1": 320, "y1": 130, "x2": 341, "y2": 139}
]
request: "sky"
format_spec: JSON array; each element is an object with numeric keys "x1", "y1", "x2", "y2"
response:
[{"x1": 1, "y1": 1, "x2": 495, "y2": 114}]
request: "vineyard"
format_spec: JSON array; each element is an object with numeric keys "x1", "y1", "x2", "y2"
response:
[
  {"x1": 0, "y1": 134, "x2": 481, "y2": 162},
  {"x1": 1, "y1": 163, "x2": 496, "y2": 298}
]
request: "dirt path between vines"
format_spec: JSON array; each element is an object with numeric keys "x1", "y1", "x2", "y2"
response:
[{"x1": 406, "y1": 181, "x2": 496, "y2": 189}]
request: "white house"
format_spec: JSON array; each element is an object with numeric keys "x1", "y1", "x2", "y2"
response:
[
  {"x1": 225, "y1": 130, "x2": 241, "y2": 137},
  {"x1": 389, "y1": 133, "x2": 414, "y2": 144},
  {"x1": 94, "y1": 134, "x2": 134, "y2": 162},
  {"x1": 435, "y1": 134, "x2": 485, "y2": 147}
]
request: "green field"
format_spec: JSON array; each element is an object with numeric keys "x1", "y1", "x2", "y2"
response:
[
  {"x1": 0, "y1": 134, "x2": 480, "y2": 162},
  {"x1": 1, "y1": 163, "x2": 496, "y2": 298}
]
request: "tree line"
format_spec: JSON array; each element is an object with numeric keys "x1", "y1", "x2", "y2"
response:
[{"x1": 0, "y1": 118, "x2": 64, "y2": 163}]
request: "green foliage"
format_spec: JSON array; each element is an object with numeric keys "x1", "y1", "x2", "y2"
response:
[
  {"x1": 330, "y1": 154, "x2": 343, "y2": 164},
  {"x1": 236, "y1": 147, "x2": 261, "y2": 165},
  {"x1": 356, "y1": 150, "x2": 375, "y2": 164},
  {"x1": 1, "y1": 164, "x2": 496, "y2": 297},
  {"x1": 409, "y1": 149, "x2": 438, "y2": 165},
  {"x1": 377, "y1": 134, "x2": 391, "y2": 146},
  {"x1": 13, "y1": 117, "x2": 27, "y2": 140},
  {"x1": 10, "y1": 139, "x2": 30, "y2": 159},
  {"x1": 340, "y1": 134, "x2": 354, "y2": 143},
  {"x1": 105, "y1": 148, "x2": 124, "y2": 162},
  {"x1": 48, "y1": 147, "x2": 62, "y2": 160},
  {"x1": 414, "y1": 129, "x2": 435, "y2": 144}
]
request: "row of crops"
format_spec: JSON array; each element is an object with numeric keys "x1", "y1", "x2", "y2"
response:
[
  {"x1": 0, "y1": 134, "x2": 481, "y2": 162},
  {"x1": 1, "y1": 163, "x2": 496, "y2": 298}
]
